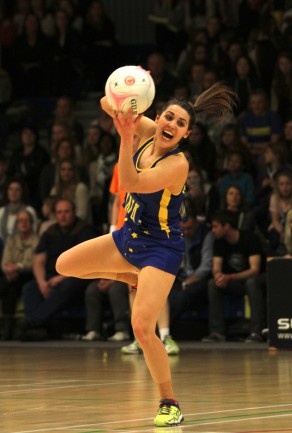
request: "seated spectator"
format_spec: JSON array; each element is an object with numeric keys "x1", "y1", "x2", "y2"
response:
[
  {"x1": 39, "y1": 132, "x2": 82, "y2": 202},
  {"x1": 10, "y1": 12, "x2": 51, "y2": 97},
  {"x1": 218, "y1": 150, "x2": 256, "y2": 207},
  {"x1": 0, "y1": 153, "x2": 9, "y2": 207},
  {"x1": 253, "y1": 142, "x2": 290, "y2": 235},
  {"x1": 38, "y1": 196, "x2": 56, "y2": 236},
  {"x1": 48, "y1": 96, "x2": 84, "y2": 145},
  {"x1": 168, "y1": 206, "x2": 214, "y2": 326},
  {"x1": 221, "y1": 185, "x2": 256, "y2": 232},
  {"x1": 49, "y1": 9, "x2": 84, "y2": 97},
  {"x1": 21, "y1": 198, "x2": 98, "y2": 340},
  {"x1": 185, "y1": 166, "x2": 220, "y2": 223},
  {"x1": 239, "y1": 89, "x2": 282, "y2": 176},
  {"x1": 146, "y1": 51, "x2": 178, "y2": 101},
  {"x1": 187, "y1": 61, "x2": 206, "y2": 100},
  {"x1": 0, "y1": 178, "x2": 39, "y2": 243},
  {"x1": 283, "y1": 118, "x2": 292, "y2": 158},
  {"x1": 283, "y1": 208, "x2": 292, "y2": 256},
  {"x1": 0, "y1": 209, "x2": 39, "y2": 340},
  {"x1": 50, "y1": 158, "x2": 91, "y2": 223},
  {"x1": 216, "y1": 123, "x2": 252, "y2": 178},
  {"x1": 7, "y1": 124, "x2": 50, "y2": 210},
  {"x1": 231, "y1": 55, "x2": 260, "y2": 116},
  {"x1": 81, "y1": 279, "x2": 130, "y2": 342},
  {"x1": 82, "y1": 124, "x2": 103, "y2": 171},
  {"x1": 202, "y1": 210, "x2": 267, "y2": 343},
  {"x1": 267, "y1": 168, "x2": 292, "y2": 255},
  {"x1": 271, "y1": 51, "x2": 292, "y2": 122},
  {"x1": 186, "y1": 121, "x2": 217, "y2": 181},
  {"x1": 89, "y1": 132, "x2": 117, "y2": 230},
  {"x1": 82, "y1": 0, "x2": 118, "y2": 91}
]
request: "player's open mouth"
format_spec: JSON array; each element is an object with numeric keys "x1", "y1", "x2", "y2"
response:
[{"x1": 162, "y1": 131, "x2": 174, "y2": 140}]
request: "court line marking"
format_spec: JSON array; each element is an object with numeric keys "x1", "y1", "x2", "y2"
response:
[
  {"x1": 4, "y1": 407, "x2": 292, "y2": 433},
  {"x1": 0, "y1": 380, "x2": 143, "y2": 395}
]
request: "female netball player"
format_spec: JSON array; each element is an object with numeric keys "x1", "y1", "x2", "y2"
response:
[{"x1": 56, "y1": 82, "x2": 236, "y2": 427}]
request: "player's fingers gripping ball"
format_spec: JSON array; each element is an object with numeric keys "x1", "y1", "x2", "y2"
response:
[{"x1": 105, "y1": 65, "x2": 155, "y2": 115}]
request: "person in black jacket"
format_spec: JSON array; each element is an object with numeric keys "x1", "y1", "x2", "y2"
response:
[{"x1": 21, "y1": 198, "x2": 98, "y2": 338}]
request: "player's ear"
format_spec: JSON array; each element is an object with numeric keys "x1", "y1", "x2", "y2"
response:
[
  {"x1": 184, "y1": 130, "x2": 191, "y2": 138},
  {"x1": 155, "y1": 114, "x2": 160, "y2": 124}
]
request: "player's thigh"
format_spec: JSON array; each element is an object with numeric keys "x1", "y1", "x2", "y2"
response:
[{"x1": 56, "y1": 233, "x2": 137, "y2": 274}]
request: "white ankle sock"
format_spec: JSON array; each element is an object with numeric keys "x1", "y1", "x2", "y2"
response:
[{"x1": 159, "y1": 328, "x2": 169, "y2": 340}]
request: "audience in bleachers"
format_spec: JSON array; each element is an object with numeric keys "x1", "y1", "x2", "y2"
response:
[{"x1": 0, "y1": 0, "x2": 292, "y2": 341}]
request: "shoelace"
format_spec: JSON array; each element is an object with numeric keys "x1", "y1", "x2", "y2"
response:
[{"x1": 158, "y1": 404, "x2": 173, "y2": 415}]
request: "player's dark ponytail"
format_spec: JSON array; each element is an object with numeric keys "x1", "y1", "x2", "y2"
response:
[{"x1": 194, "y1": 82, "x2": 238, "y2": 120}]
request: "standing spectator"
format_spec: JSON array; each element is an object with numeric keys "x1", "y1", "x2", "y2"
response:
[
  {"x1": 0, "y1": 179, "x2": 39, "y2": 243},
  {"x1": 202, "y1": 210, "x2": 267, "y2": 343},
  {"x1": 0, "y1": 209, "x2": 39, "y2": 340},
  {"x1": 50, "y1": 158, "x2": 91, "y2": 223},
  {"x1": 21, "y1": 198, "x2": 98, "y2": 339}
]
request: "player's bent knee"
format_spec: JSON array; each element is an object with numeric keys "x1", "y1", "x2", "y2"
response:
[{"x1": 55, "y1": 252, "x2": 72, "y2": 276}]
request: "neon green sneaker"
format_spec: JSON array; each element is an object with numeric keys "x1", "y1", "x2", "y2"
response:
[
  {"x1": 154, "y1": 399, "x2": 184, "y2": 427},
  {"x1": 163, "y1": 335, "x2": 180, "y2": 355},
  {"x1": 120, "y1": 339, "x2": 142, "y2": 354}
]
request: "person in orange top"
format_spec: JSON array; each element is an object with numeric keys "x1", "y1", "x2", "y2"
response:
[{"x1": 109, "y1": 162, "x2": 126, "y2": 232}]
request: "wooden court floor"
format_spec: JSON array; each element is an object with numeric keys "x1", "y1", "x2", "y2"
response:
[{"x1": 0, "y1": 341, "x2": 292, "y2": 433}]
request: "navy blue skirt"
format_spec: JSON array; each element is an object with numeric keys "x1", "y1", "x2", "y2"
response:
[{"x1": 112, "y1": 222, "x2": 184, "y2": 276}]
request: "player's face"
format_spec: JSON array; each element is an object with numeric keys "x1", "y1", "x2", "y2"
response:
[{"x1": 156, "y1": 105, "x2": 190, "y2": 147}]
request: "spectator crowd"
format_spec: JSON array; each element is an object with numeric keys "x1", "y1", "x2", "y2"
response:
[{"x1": 0, "y1": 0, "x2": 292, "y2": 345}]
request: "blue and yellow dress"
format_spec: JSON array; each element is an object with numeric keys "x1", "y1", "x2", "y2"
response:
[{"x1": 112, "y1": 137, "x2": 186, "y2": 275}]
